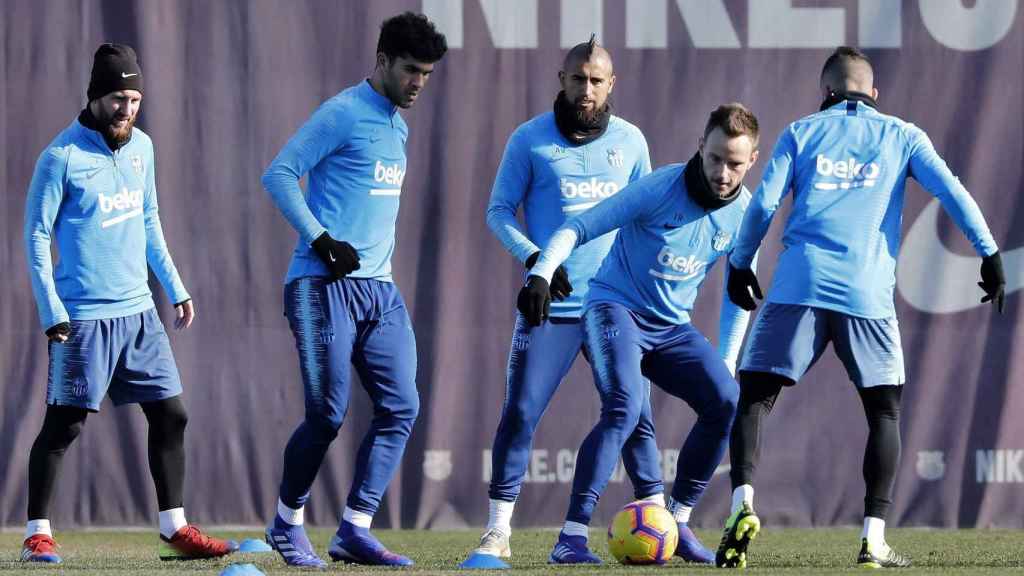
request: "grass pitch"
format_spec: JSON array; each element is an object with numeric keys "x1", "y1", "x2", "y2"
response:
[{"x1": 1, "y1": 527, "x2": 1021, "y2": 574}]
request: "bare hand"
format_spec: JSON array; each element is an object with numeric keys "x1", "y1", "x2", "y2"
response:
[{"x1": 174, "y1": 300, "x2": 195, "y2": 330}]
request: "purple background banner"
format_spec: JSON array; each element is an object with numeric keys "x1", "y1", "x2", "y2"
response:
[{"x1": 2, "y1": 0, "x2": 1022, "y2": 529}]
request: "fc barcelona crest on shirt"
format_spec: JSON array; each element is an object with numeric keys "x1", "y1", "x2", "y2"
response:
[
  {"x1": 713, "y1": 230, "x2": 731, "y2": 252},
  {"x1": 130, "y1": 154, "x2": 144, "y2": 176},
  {"x1": 607, "y1": 148, "x2": 624, "y2": 168}
]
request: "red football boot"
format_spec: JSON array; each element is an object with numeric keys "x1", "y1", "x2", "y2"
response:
[
  {"x1": 159, "y1": 525, "x2": 238, "y2": 560},
  {"x1": 21, "y1": 534, "x2": 62, "y2": 563}
]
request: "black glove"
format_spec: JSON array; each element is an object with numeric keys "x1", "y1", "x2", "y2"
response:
[
  {"x1": 979, "y1": 251, "x2": 1005, "y2": 314},
  {"x1": 525, "y1": 251, "x2": 572, "y2": 301},
  {"x1": 727, "y1": 264, "x2": 763, "y2": 311},
  {"x1": 517, "y1": 275, "x2": 551, "y2": 327},
  {"x1": 311, "y1": 231, "x2": 360, "y2": 280},
  {"x1": 45, "y1": 322, "x2": 71, "y2": 341}
]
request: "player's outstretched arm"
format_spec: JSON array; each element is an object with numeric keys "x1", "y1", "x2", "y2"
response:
[
  {"x1": 24, "y1": 146, "x2": 71, "y2": 337},
  {"x1": 730, "y1": 128, "x2": 796, "y2": 272},
  {"x1": 906, "y1": 126, "x2": 1002, "y2": 312}
]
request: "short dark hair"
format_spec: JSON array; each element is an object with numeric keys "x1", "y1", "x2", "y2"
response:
[
  {"x1": 703, "y1": 103, "x2": 759, "y2": 147},
  {"x1": 377, "y1": 12, "x2": 448, "y2": 63},
  {"x1": 820, "y1": 46, "x2": 872, "y2": 81},
  {"x1": 563, "y1": 33, "x2": 598, "y2": 70}
]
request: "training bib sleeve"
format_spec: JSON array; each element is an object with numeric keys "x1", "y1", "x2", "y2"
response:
[
  {"x1": 486, "y1": 129, "x2": 539, "y2": 263},
  {"x1": 263, "y1": 104, "x2": 355, "y2": 245},
  {"x1": 906, "y1": 125, "x2": 998, "y2": 257},
  {"x1": 718, "y1": 251, "x2": 757, "y2": 368},
  {"x1": 24, "y1": 146, "x2": 70, "y2": 329},
  {"x1": 731, "y1": 128, "x2": 797, "y2": 269}
]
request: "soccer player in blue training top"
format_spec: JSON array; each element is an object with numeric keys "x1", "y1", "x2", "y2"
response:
[
  {"x1": 519, "y1": 103, "x2": 760, "y2": 564},
  {"x1": 462, "y1": 38, "x2": 672, "y2": 569},
  {"x1": 261, "y1": 12, "x2": 447, "y2": 568},
  {"x1": 22, "y1": 43, "x2": 238, "y2": 564},
  {"x1": 718, "y1": 47, "x2": 1005, "y2": 569}
]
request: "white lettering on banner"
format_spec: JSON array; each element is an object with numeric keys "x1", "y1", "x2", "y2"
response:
[
  {"x1": 482, "y1": 449, "x2": 694, "y2": 484},
  {"x1": 424, "y1": 0, "x2": 1016, "y2": 50},
  {"x1": 920, "y1": 0, "x2": 1017, "y2": 51},
  {"x1": 976, "y1": 450, "x2": 1024, "y2": 483}
]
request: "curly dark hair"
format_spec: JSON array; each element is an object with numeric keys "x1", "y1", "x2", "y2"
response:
[{"x1": 377, "y1": 12, "x2": 448, "y2": 64}]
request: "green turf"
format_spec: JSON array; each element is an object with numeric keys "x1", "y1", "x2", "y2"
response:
[{"x1": 1, "y1": 527, "x2": 1021, "y2": 574}]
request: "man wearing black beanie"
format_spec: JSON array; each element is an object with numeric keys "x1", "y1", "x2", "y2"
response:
[{"x1": 22, "y1": 43, "x2": 237, "y2": 563}]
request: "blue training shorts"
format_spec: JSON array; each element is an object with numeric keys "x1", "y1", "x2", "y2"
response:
[
  {"x1": 740, "y1": 302, "x2": 905, "y2": 387},
  {"x1": 47, "y1": 308, "x2": 182, "y2": 411}
]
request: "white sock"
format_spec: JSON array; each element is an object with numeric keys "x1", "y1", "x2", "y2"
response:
[
  {"x1": 158, "y1": 507, "x2": 188, "y2": 539},
  {"x1": 277, "y1": 499, "x2": 304, "y2": 526},
  {"x1": 561, "y1": 521, "x2": 589, "y2": 539},
  {"x1": 343, "y1": 507, "x2": 372, "y2": 529},
  {"x1": 862, "y1": 516, "x2": 887, "y2": 550},
  {"x1": 732, "y1": 484, "x2": 754, "y2": 513},
  {"x1": 26, "y1": 519, "x2": 52, "y2": 539},
  {"x1": 669, "y1": 500, "x2": 693, "y2": 524},
  {"x1": 486, "y1": 499, "x2": 515, "y2": 535},
  {"x1": 640, "y1": 493, "x2": 665, "y2": 507}
]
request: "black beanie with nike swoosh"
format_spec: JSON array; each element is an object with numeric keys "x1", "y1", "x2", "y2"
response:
[{"x1": 87, "y1": 43, "x2": 143, "y2": 101}]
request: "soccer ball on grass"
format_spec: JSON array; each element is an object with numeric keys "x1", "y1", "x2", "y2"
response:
[{"x1": 606, "y1": 500, "x2": 678, "y2": 565}]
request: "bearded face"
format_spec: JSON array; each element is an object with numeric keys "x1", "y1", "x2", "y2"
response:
[{"x1": 92, "y1": 90, "x2": 142, "y2": 147}]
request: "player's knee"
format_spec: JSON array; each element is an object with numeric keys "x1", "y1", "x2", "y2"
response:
[
  {"x1": 163, "y1": 401, "x2": 189, "y2": 434},
  {"x1": 305, "y1": 412, "x2": 344, "y2": 441},
  {"x1": 503, "y1": 401, "x2": 542, "y2": 434},
  {"x1": 41, "y1": 406, "x2": 88, "y2": 450},
  {"x1": 143, "y1": 397, "x2": 189, "y2": 436},
  {"x1": 860, "y1": 385, "x2": 902, "y2": 423},
  {"x1": 601, "y1": 393, "x2": 643, "y2": 431}
]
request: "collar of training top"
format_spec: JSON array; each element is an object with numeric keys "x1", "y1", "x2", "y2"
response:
[
  {"x1": 360, "y1": 79, "x2": 399, "y2": 116},
  {"x1": 819, "y1": 90, "x2": 879, "y2": 112},
  {"x1": 684, "y1": 151, "x2": 742, "y2": 212}
]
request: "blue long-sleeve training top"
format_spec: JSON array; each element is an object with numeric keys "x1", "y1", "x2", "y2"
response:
[
  {"x1": 486, "y1": 112, "x2": 651, "y2": 318},
  {"x1": 530, "y1": 162, "x2": 752, "y2": 364},
  {"x1": 730, "y1": 100, "x2": 998, "y2": 318},
  {"x1": 25, "y1": 119, "x2": 189, "y2": 330},
  {"x1": 263, "y1": 80, "x2": 408, "y2": 283}
]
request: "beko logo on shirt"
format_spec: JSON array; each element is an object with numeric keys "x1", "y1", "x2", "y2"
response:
[
  {"x1": 370, "y1": 161, "x2": 404, "y2": 196},
  {"x1": 98, "y1": 187, "x2": 143, "y2": 228},
  {"x1": 374, "y1": 160, "x2": 405, "y2": 186},
  {"x1": 813, "y1": 154, "x2": 880, "y2": 190},
  {"x1": 648, "y1": 246, "x2": 706, "y2": 281},
  {"x1": 99, "y1": 189, "x2": 142, "y2": 213},
  {"x1": 560, "y1": 178, "x2": 620, "y2": 199}
]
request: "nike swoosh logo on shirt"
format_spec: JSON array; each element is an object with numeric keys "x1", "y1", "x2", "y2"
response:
[
  {"x1": 897, "y1": 198, "x2": 1020, "y2": 313},
  {"x1": 121, "y1": 72, "x2": 138, "y2": 78},
  {"x1": 329, "y1": 252, "x2": 337, "y2": 263}
]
